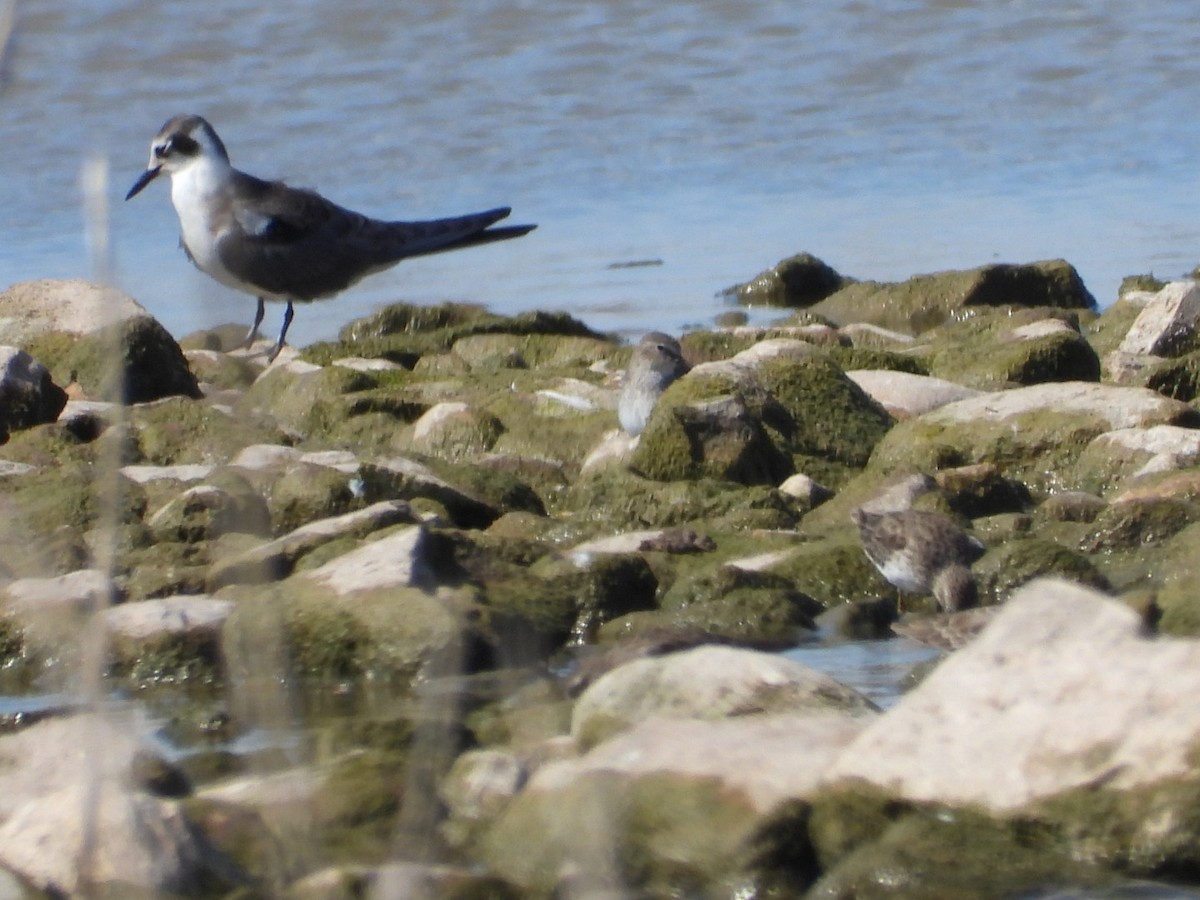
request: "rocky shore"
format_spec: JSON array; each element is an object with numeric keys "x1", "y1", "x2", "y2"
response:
[{"x1": 0, "y1": 256, "x2": 1199, "y2": 898}]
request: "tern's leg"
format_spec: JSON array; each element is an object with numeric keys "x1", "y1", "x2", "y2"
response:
[
  {"x1": 242, "y1": 297, "x2": 266, "y2": 349},
  {"x1": 267, "y1": 300, "x2": 294, "y2": 363}
]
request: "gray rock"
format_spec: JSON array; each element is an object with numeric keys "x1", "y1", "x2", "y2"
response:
[{"x1": 301, "y1": 524, "x2": 435, "y2": 595}]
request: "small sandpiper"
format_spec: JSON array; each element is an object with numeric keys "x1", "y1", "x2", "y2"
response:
[
  {"x1": 618, "y1": 332, "x2": 690, "y2": 436},
  {"x1": 126, "y1": 114, "x2": 535, "y2": 361},
  {"x1": 851, "y1": 507, "x2": 986, "y2": 612}
]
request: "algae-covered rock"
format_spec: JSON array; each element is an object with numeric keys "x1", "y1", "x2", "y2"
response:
[
  {"x1": 529, "y1": 552, "x2": 658, "y2": 643},
  {"x1": 130, "y1": 396, "x2": 284, "y2": 465},
  {"x1": 0, "y1": 279, "x2": 202, "y2": 403},
  {"x1": 1142, "y1": 349, "x2": 1200, "y2": 402},
  {"x1": 974, "y1": 536, "x2": 1109, "y2": 602},
  {"x1": 27, "y1": 318, "x2": 201, "y2": 404},
  {"x1": 657, "y1": 565, "x2": 821, "y2": 645},
  {"x1": 631, "y1": 348, "x2": 892, "y2": 488},
  {"x1": 405, "y1": 402, "x2": 505, "y2": 461},
  {"x1": 1072, "y1": 425, "x2": 1200, "y2": 497},
  {"x1": 725, "y1": 252, "x2": 845, "y2": 309},
  {"x1": 555, "y1": 472, "x2": 800, "y2": 537},
  {"x1": 810, "y1": 259, "x2": 1096, "y2": 333},
  {"x1": 918, "y1": 311, "x2": 1101, "y2": 389},
  {"x1": 222, "y1": 580, "x2": 467, "y2": 685},
  {"x1": 866, "y1": 382, "x2": 1200, "y2": 495}
]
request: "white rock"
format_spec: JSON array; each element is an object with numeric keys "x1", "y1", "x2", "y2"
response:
[
  {"x1": 3, "y1": 569, "x2": 114, "y2": 614},
  {"x1": 1087, "y1": 425, "x2": 1200, "y2": 480},
  {"x1": 579, "y1": 428, "x2": 638, "y2": 475},
  {"x1": 531, "y1": 713, "x2": 868, "y2": 814},
  {"x1": 1118, "y1": 281, "x2": 1200, "y2": 356},
  {"x1": 572, "y1": 644, "x2": 876, "y2": 743},
  {"x1": 333, "y1": 356, "x2": 404, "y2": 372},
  {"x1": 568, "y1": 529, "x2": 669, "y2": 558},
  {"x1": 120, "y1": 463, "x2": 216, "y2": 484},
  {"x1": 0, "y1": 714, "x2": 234, "y2": 895},
  {"x1": 0, "y1": 460, "x2": 36, "y2": 478},
  {"x1": 0, "y1": 280, "x2": 148, "y2": 342},
  {"x1": 927, "y1": 381, "x2": 1193, "y2": 431},
  {"x1": 841, "y1": 322, "x2": 918, "y2": 346},
  {"x1": 102, "y1": 595, "x2": 233, "y2": 642},
  {"x1": 303, "y1": 525, "x2": 433, "y2": 594},
  {"x1": 846, "y1": 370, "x2": 983, "y2": 420},
  {"x1": 1007, "y1": 318, "x2": 1078, "y2": 340},
  {"x1": 824, "y1": 578, "x2": 1200, "y2": 810}
]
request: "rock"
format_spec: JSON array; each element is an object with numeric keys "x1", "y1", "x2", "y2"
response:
[
  {"x1": 579, "y1": 428, "x2": 639, "y2": 475},
  {"x1": 869, "y1": 381, "x2": 1200, "y2": 494},
  {"x1": 1, "y1": 281, "x2": 201, "y2": 404},
  {"x1": 1118, "y1": 281, "x2": 1200, "y2": 356},
  {"x1": 207, "y1": 499, "x2": 416, "y2": 588},
  {"x1": 845, "y1": 369, "x2": 982, "y2": 419},
  {"x1": 120, "y1": 463, "x2": 216, "y2": 484},
  {"x1": 724, "y1": 252, "x2": 845, "y2": 308},
  {"x1": 810, "y1": 259, "x2": 1096, "y2": 332},
  {"x1": 476, "y1": 712, "x2": 867, "y2": 896},
  {"x1": 571, "y1": 644, "x2": 876, "y2": 747},
  {"x1": 0, "y1": 714, "x2": 240, "y2": 895},
  {"x1": 406, "y1": 401, "x2": 504, "y2": 461},
  {"x1": 0, "y1": 347, "x2": 67, "y2": 440},
  {"x1": 302, "y1": 525, "x2": 435, "y2": 595},
  {"x1": 1143, "y1": 350, "x2": 1200, "y2": 402},
  {"x1": 103, "y1": 595, "x2": 234, "y2": 682},
  {"x1": 825, "y1": 578, "x2": 1199, "y2": 808},
  {"x1": 1074, "y1": 424, "x2": 1200, "y2": 494},
  {"x1": 146, "y1": 480, "x2": 271, "y2": 543}
]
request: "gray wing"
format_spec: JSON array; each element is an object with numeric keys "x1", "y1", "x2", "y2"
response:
[{"x1": 216, "y1": 173, "x2": 534, "y2": 300}]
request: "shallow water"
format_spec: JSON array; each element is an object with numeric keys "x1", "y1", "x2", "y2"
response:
[{"x1": 3, "y1": 0, "x2": 1200, "y2": 346}]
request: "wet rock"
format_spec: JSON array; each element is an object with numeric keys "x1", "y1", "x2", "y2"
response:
[
  {"x1": 975, "y1": 536, "x2": 1108, "y2": 601},
  {"x1": 129, "y1": 395, "x2": 283, "y2": 465},
  {"x1": 0, "y1": 347, "x2": 67, "y2": 441},
  {"x1": 1118, "y1": 281, "x2": 1200, "y2": 357},
  {"x1": 809, "y1": 259, "x2": 1096, "y2": 333},
  {"x1": 725, "y1": 252, "x2": 846, "y2": 308}
]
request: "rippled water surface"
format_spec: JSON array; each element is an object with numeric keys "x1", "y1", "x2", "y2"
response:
[{"x1": 4, "y1": 0, "x2": 1200, "y2": 345}]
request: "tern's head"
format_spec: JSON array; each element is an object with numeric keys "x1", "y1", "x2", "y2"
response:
[{"x1": 125, "y1": 114, "x2": 229, "y2": 200}]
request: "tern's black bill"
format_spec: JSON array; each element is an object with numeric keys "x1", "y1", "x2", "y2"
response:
[{"x1": 125, "y1": 166, "x2": 162, "y2": 200}]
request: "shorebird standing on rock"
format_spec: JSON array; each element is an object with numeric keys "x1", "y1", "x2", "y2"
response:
[
  {"x1": 851, "y1": 507, "x2": 986, "y2": 613},
  {"x1": 126, "y1": 114, "x2": 535, "y2": 361},
  {"x1": 618, "y1": 332, "x2": 690, "y2": 436}
]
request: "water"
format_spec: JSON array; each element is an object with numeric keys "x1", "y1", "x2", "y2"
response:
[{"x1": 3, "y1": 0, "x2": 1200, "y2": 348}]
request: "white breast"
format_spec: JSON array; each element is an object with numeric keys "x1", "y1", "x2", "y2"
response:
[{"x1": 169, "y1": 158, "x2": 256, "y2": 294}]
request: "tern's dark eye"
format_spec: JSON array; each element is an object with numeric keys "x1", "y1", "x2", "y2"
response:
[{"x1": 153, "y1": 140, "x2": 172, "y2": 159}]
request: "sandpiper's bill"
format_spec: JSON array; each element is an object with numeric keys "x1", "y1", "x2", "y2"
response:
[
  {"x1": 851, "y1": 507, "x2": 985, "y2": 612},
  {"x1": 126, "y1": 114, "x2": 535, "y2": 361},
  {"x1": 618, "y1": 332, "x2": 690, "y2": 436}
]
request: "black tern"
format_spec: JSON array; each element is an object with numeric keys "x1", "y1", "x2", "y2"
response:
[{"x1": 126, "y1": 114, "x2": 535, "y2": 361}]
